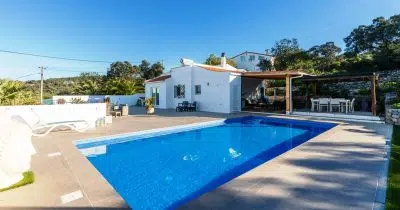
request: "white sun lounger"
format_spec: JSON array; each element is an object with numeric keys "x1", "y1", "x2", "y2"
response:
[{"x1": 31, "y1": 120, "x2": 92, "y2": 137}]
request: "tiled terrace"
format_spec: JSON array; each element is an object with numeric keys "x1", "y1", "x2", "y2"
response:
[{"x1": 0, "y1": 107, "x2": 392, "y2": 210}]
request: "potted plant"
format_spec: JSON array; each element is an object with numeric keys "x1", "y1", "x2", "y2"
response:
[{"x1": 144, "y1": 98, "x2": 155, "y2": 114}]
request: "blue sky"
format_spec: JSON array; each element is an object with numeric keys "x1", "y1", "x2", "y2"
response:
[{"x1": 0, "y1": 0, "x2": 399, "y2": 80}]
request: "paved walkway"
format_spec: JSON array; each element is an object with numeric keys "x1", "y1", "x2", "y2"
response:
[{"x1": 0, "y1": 108, "x2": 392, "y2": 209}]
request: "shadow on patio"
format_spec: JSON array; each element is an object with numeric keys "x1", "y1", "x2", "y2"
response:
[{"x1": 180, "y1": 124, "x2": 386, "y2": 210}]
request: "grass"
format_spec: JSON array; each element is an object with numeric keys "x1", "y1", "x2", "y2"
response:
[
  {"x1": 0, "y1": 171, "x2": 34, "y2": 192},
  {"x1": 386, "y1": 125, "x2": 400, "y2": 210}
]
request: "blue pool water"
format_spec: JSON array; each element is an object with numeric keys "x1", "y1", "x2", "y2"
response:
[{"x1": 76, "y1": 116, "x2": 335, "y2": 209}]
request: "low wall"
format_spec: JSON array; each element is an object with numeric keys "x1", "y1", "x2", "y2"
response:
[
  {"x1": 52, "y1": 94, "x2": 145, "y2": 106},
  {"x1": 0, "y1": 103, "x2": 106, "y2": 127},
  {"x1": 386, "y1": 108, "x2": 400, "y2": 125}
]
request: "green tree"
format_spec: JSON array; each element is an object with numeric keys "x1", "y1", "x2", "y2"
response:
[
  {"x1": 344, "y1": 14, "x2": 400, "y2": 69},
  {"x1": 73, "y1": 73, "x2": 104, "y2": 95},
  {"x1": 134, "y1": 60, "x2": 164, "y2": 80},
  {"x1": 0, "y1": 80, "x2": 37, "y2": 105},
  {"x1": 257, "y1": 59, "x2": 273, "y2": 71},
  {"x1": 308, "y1": 42, "x2": 342, "y2": 72},
  {"x1": 271, "y1": 38, "x2": 313, "y2": 71},
  {"x1": 107, "y1": 61, "x2": 135, "y2": 79},
  {"x1": 105, "y1": 78, "x2": 144, "y2": 95},
  {"x1": 148, "y1": 62, "x2": 164, "y2": 80},
  {"x1": 204, "y1": 54, "x2": 237, "y2": 67}
]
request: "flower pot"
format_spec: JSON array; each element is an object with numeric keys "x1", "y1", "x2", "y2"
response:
[{"x1": 146, "y1": 107, "x2": 155, "y2": 114}]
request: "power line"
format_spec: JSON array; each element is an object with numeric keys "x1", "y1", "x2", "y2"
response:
[
  {"x1": 15, "y1": 72, "x2": 41, "y2": 79},
  {"x1": 0, "y1": 49, "x2": 163, "y2": 64},
  {"x1": 46, "y1": 69, "x2": 107, "y2": 74},
  {"x1": 0, "y1": 49, "x2": 114, "y2": 63}
]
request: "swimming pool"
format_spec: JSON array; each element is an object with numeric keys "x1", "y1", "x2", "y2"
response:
[{"x1": 75, "y1": 116, "x2": 336, "y2": 209}]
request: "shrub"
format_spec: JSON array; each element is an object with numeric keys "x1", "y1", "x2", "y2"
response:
[
  {"x1": 70, "y1": 98, "x2": 86, "y2": 104},
  {"x1": 393, "y1": 103, "x2": 400, "y2": 109},
  {"x1": 357, "y1": 88, "x2": 370, "y2": 95},
  {"x1": 144, "y1": 98, "x2": 153, "y2": 109},
  {"x1": 381, "y1": 81, "x2": 398, "y2": 93}
]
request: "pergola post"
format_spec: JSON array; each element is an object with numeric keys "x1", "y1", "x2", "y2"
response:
[
  {"x1": 371, "y1": 74, "x2": 377, "y2": 116},
  {"x1": 312, "y1": 82, "x2": 317, "y2": 97},
  {"x1": 285, "y1": 75, "x2": 291, "y2": 114}
]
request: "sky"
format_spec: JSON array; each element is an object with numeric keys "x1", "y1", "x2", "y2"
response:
[{"x1": 0, "y1": 0, "x2": 399, "y2": 80}]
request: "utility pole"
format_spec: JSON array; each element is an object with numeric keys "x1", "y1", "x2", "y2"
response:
[{"x1": 38, "y1": 66, "x2": 47, "y2": 104}]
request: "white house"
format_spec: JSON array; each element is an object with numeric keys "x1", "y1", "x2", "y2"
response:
[
  {"x1": 145, "y1": 53, "x2": 309, "y2": 114},
  {"x1": 145, "y1": 54, "x2": 244, "y2": 113},
  {"x1": 231, "y1": 51, "x2": 274, "y2": 72}
]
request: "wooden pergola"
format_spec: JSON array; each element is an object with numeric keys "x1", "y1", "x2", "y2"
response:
[
  {"x1": 241, "y1": 71, "x2": 311, "y2": 114},
  {"x1": 297, "y1": 72, "x2": 379, "y2": 116}
]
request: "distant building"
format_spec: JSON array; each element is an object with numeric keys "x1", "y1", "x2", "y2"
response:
[{"x1": 231, "y1": 51, "x2": 274, "y2": 72}]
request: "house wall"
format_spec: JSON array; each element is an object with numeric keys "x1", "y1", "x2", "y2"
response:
[
  {"x1": 167, "y1": 67, "x2": 193, "y2": 109},
  {"x1": 191, "y1": 66, "x2": 233, "y2": 113},
  {"x1": 145, "y1": 66, "x2": 241, "y2": 113},
  {"x1": 0, "y1": 103, "x2": 106, "y2": 128},
  {"x1": 145, "y1": 81, "x2": 167, "y2": 109},
  {"x1": 232, "y1": 52, "x2": 272, "y2": 72}
]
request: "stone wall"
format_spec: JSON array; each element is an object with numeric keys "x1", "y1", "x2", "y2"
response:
[
  {"x1": 320, "y1": 69, "x2": 400, "y2": 94},
  {"x1": 386, "y1": 108, "x2": 400, "y2": 125}
]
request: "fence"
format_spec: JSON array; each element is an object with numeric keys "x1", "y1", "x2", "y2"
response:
[
  {"x1": 52, "y1": 94, "x2": 145, "y2": 106},
  {"x1": 0, "y1": 103, "x2": 106, "y2": 128}
]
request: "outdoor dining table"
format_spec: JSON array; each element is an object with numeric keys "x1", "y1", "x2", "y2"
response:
[{"x1": 311, "y1": 98, "x2": 350, "y2": 113}]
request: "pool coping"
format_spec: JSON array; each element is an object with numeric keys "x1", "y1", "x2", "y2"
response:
[
  {"x1": 72, "y1": 116, "x2": 337, "y2": 208},
  {"x1": 178, "y1": 117, "x2": 391, "y2": 209},
  {"x1": 73, "y1": 119, "x2": 226, "y2": 147},
  {"x1": 372, "y1": 127, "x2": 393, "y2": 210},
  {"x1": 30, "y1": 114, "x2": 391, "y2": 209},
  {"x1": 70, "y1": 116, "x2": 341, "y2": 208}
]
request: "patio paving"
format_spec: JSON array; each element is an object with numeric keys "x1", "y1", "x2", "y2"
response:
[{"x1": 0, "y1": 107, "x2": 392, "y2": 210}]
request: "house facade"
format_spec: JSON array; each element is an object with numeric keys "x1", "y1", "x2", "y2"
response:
[
  {"x1": 145, "y1": 56, "x2": 243, "y2": 113},
  {"x1": 231, "y1": 51, "x2": 274, "y2": 72}
]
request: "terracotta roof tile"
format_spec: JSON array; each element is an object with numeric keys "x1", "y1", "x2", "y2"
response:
[
  {"x1": 145, "y1": 75, "x2": 171, "y2": 83},
  {"x1": 199, "y1": 65, "x2": 244, "y2": 73}
]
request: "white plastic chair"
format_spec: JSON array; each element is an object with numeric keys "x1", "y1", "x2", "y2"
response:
[
  {"x1": 330, "y1": 99, "x2": 341, "y2": 112},
  {"x1": 310, "y1": 98, "x2": 319, "y2": 112},
  {"x1": 349, "y1": 98, "x2": 355, "y2": 113},
  {"x1": 318, "y1": 98, "x2": 329, "y2": 112}
]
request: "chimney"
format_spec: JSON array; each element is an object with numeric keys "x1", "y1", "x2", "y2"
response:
[{"x1": 221, "y1": 52, "x2": 227, "y2": 68}]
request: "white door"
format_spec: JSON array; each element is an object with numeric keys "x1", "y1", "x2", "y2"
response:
[{"x1": 232, "y1": 85, "x2": 241, "y2": 112}]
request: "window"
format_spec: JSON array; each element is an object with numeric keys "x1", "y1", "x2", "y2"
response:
[
  {"x1": 174, "y1": 85, "x2": 185, "y2": 98},
  {"x1": 258, "y1": 56, "x2": 265, "y2": 60},
  {"x1": 195, "y1": 85, "x2": 201, "y2": 95},
  {"x1": 249, "y1": 55, "x2": 255, "y2": 61},
  {"x1": 240, "y1": 56, "x2": 246, "y2": 62}
]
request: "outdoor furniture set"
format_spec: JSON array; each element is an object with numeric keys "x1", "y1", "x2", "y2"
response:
[
  {"x1": 176, "y1": 101, "x2": 198, "y2": 112},
  {"x1": 311, "y1": 98, "x2": 355, "y2": 113},
  {"x1": 110, "y1": 104, "x2": 129, "y2": 117}
]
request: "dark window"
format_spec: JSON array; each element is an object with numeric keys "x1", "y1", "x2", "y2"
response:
[
  {"x1": 174, "y1": 85, "x2": 185, "y2": 98},
  {"x1": 195, "y1": 85, "x2": 201, "y2": 95}
]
